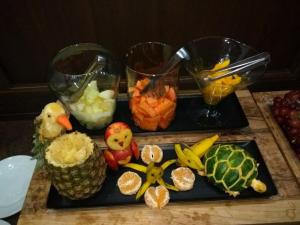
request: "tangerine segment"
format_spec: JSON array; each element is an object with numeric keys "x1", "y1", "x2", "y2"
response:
[
  {"x1": 141, "y1": 145, "x2": 163, "y2": 164},
  {"x1": 117, "y1": 171, "x2": 142, "y2": 195},
  {"x1": 171, "y1": 167, "x2": 195, "y2": 191},
  {"x1": 144, "y1": 185, "x2": 170, "y2": 209}
]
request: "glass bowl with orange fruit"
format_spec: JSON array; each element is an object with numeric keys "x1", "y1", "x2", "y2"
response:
[
  {"x1": 185, "y1": 36, "x2": 270, "y2": 117},
  {"x1": 125, "y1": 42, "x2": 180, "y2": 131}
]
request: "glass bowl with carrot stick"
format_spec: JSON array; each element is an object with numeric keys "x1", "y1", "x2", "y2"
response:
[{"x1": 125, "y1": 42, "x2": 180, "y2": 131}]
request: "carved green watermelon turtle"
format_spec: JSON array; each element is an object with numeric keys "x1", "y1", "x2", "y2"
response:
[{"x1": 202, "y1": 144, "x2": 267, "y2": 197}]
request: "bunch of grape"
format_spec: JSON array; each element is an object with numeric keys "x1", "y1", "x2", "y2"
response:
[{"x1": 271, "y1": 90, "x2": 300, "y2": 159}]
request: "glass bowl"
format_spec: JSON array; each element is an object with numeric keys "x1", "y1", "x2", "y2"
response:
[
  {"x1": 185, "y1": 36, "x2": 270, "y2": 107},
  {"x1": 125, "y1": 42, "x2": 180, "y2": 131},
  {"x1": 48, "y1": 43, "x2": 120, "y2": 130}
]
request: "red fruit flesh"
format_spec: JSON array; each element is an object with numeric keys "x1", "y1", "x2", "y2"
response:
[
  {"x1": 105, "y1": 122, "x2": 130, "y2": 141},
  {"x1": 111, "y1": 148, "x2": 132, "y2": 162},
  {"x1": 103, "y1": 149, "x2": 119, "y2": 170},
  {"x1": 131, "y1": 139, "x2": 140, "y2": 159}
]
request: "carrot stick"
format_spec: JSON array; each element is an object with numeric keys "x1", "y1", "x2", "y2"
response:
[{"x1": 56, "y1": 115, "x2": 72, "y2": 130}]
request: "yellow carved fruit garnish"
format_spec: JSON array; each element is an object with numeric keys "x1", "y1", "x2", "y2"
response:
[{"x1": 124, "y1": 160, "x2": 179, "y2": 200}]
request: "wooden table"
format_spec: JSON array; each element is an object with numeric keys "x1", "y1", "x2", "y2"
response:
[{"x1": 12, "y1": 90, "x2": 300, "y2": 225}]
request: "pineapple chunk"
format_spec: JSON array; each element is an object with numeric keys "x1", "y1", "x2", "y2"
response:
[{"x1": 45, "y1": 132, "x2": 94, "y2": 167}]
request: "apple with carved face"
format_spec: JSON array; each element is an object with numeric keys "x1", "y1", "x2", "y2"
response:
[{"x1": 104, "y1": 122, "x2": 139, "y2": 170}]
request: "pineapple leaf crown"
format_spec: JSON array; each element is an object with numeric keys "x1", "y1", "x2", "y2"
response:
[{"x1": 31, "y1": 119, "x2": 50, "y2": 170}]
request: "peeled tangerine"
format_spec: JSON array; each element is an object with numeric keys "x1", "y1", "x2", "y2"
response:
[
  {"x1": 129, "y1": 78, "x2": 177, "y2": 131},
  {"x1": 141, "y1": 144, "x2": 163, "y2": 165},
  {"x1": 144, "y1": 185, "x2": 170, "y2": 209},
  {"x1": 117, "y1": 171, "x2": 142, "y2": 195},
  {"x1": 171, "y1": 167, "x2": 195, "y2": 191}
]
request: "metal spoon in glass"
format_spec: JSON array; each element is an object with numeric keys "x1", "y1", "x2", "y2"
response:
[
  {"x1": 159, "y1": 47, "x2": 191, "y2": 73},
  {"x1": 200, "y1": 52, "x2": 271, "y2": 85},
  {"x1": 68, "y1": 55, "x2": 106, "y2": 102},
  {"x1": 141, "y1": 47, "x2": 190, "y2": 95}
]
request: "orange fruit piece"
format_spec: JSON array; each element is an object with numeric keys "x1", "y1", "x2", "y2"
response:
[
  {"x1": 141, "y1": 145, "x2": 163, "y2": 164},
  {"x1": 144, "y1": 185, "x2": 170, "y2": 209},
  {"x1": 129, "y1": 79, "x2": 177, "y2": 131},
  {"x1": 117, "y1": 171, "x2": 142, "y2": 195},
  {"x1": 171, "y1": 167, "x2": 195, "y2": 191}
]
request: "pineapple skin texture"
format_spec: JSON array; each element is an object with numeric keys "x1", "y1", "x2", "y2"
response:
[{"x1": 46, "y1": 143, "x2": 107, "y2": 200}]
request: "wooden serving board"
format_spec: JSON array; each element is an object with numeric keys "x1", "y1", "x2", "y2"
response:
[
  {"x1": 253, "y1": 91, "x2": 300, "y2": 186},
  {"x1": 17, "y1": 90, "x2": 300, "y2": 225}
]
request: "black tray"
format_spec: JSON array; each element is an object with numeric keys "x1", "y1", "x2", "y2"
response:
[
  {"x1": 70, "y1": 93, "x2": 249, "y2": 135},
  {"x1": 47, "y1": 140, "x2": 277, "y2": 209}
]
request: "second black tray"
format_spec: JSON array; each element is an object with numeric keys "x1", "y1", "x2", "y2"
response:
[
  {"x1": 47, "y1": 140, "x2": 277, "y2": 209},
  {"x1": 71, "y1": 93, "x2": 249, "y2": 135}
]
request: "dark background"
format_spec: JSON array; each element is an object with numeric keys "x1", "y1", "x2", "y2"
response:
[
  {"x1": 0, "y1": 0, "x2": 300, "y2": 117},
  {"x1": 0, "y1": 2, "x2": 299, "y2": 224}
]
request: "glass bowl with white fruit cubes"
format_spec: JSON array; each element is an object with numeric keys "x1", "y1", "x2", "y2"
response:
[{"x1": 48, "y1": 43, "x2": 120, "y2": 130}]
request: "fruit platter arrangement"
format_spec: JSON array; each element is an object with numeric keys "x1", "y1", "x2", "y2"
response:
[
  {"x1": 29, "y1": 36, "x2": 278, "y2": 211},
  {"x1": 31, "y1": 101, "x2": 277, "y2": 209},
  {"x1": 271, "y1": 90, "x2": 300, "y2": 159}
]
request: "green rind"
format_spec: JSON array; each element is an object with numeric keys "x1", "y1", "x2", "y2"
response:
[{"x1": 203, "y1": 144, "x2": 259, "y2": 195}]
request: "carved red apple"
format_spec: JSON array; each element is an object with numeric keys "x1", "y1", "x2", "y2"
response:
[
  {"x1": 104, "y1": 122, "x2": 139, "y2": 170},
  {"x1": 103, "y1": 150, "x2": 118, "y2": 170}
]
